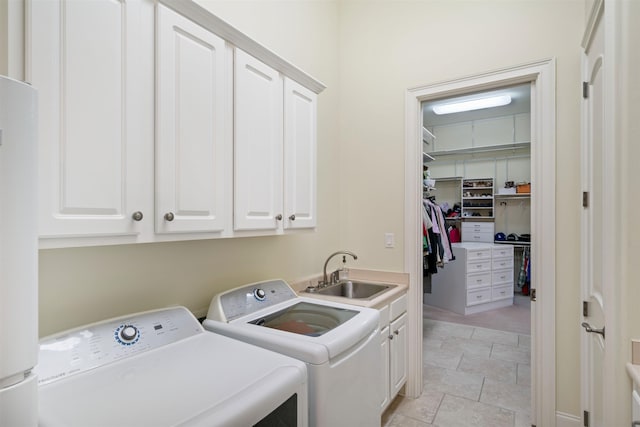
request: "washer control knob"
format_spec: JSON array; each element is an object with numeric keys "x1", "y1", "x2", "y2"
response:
[
  {"x1": 254, "y1": 288, "x2": 266, "y2": 301},
  {"x1": 119, "y1": 325, "x2": 138, "y2": 342}
]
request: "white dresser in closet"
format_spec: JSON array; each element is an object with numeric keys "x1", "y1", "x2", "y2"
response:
[{"x1": 425, "y1": 242, "x2": 514, "y2": 315}]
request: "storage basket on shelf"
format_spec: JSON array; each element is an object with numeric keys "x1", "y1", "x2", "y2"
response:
[{"x1": 516, "y1": 183, "x2": 531, "y2": 194}]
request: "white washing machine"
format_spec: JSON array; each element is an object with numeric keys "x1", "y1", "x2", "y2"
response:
[
  {"x1": 203, "y1": 279, "x2": 381, "y2": 427},
  {"x1": 36, "y1": 306, "x2": 308, "y2": 427}
]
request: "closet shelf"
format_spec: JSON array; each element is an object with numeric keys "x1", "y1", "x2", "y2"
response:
[
  {"x1": 494, "y1": 193, "x2": 530, "y2": 199},
  {"x1": 426, "y1": 142, "x2": 530, "y2": 157},
  {"x1": 493, "y1": 240, "x2": 531, "y2": 247}
]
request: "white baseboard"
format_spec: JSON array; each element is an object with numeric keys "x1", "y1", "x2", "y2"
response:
[{"x1": 556, "y1": 411, "x2": 581, "y2": 427}]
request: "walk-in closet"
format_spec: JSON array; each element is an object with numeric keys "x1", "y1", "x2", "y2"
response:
[{"x1": 421, "y1": 83, "x2": 532, "y2": 328}]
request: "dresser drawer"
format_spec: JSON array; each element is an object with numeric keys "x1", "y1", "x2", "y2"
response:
[
  {"x1": 461, "y1": 222, "x2": 495, "y2": 244},
  {"x1": 462, "y1": 222, "x2": 494, "y2": 233},
  {"x1": 492, "y1": 257, "x2": 513, "y2": 271},
  {"x1": 492, "y1": 269, "x2": 514, "y2": 285},
  {"x1": 467, "y1": 260, "x2": 491, "y2": 274},
  {"x1": 467, "y1": 272, "x2": 492, "y2": 289},
  {"x1": 467, "y1": 287, "x2": 492, "y2": 306},
  {"x1": 463, "y1": 231, "x2": 494, "y2": 243},
  {"x1": 492, "y1": 284, "x2": 514, "y2": 301},
  {"x1": 492, "y1": 245, "x2": 513, "y2": 258},
  {"x1": 378, "y1": 304, "x2": 390, "y2": 330},
  {"x1": 466, "y1": 247, "x2": 492, "y2": 261},
  {"x1": 390, "y1": 293, "x2": 407, "y2": 321}
]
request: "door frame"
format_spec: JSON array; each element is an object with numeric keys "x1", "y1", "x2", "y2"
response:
[{"x1": 403, "y1": 59, "x2": 556, "y2": 426}]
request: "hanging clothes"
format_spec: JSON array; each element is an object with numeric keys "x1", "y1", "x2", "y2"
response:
[
  {"x1": 518, "y1": 247, "x2": 531, "y2": 288},
  {"x1": 423, "y1": 199, "x2": 454, "y2": 263}
]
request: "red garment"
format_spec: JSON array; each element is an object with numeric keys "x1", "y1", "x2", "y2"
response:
[{"x1": 449, "y1": 227, "x2": 461, "y2": 243}]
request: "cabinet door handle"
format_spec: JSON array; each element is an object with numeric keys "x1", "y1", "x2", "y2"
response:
[
  {"x1": 275, "y1": 214, "x2": 283, "y2": 221},
  {"x1": 394, "y1": 330, "x2": 399, "y2": 335},
  {"x1": 131, "y1": 211, "x2": 143, "y2": 221},
  {"x1": 388, "y1": 335, "x2": 394, "y2": 340},
  {"x1": 164, "y1": 212, "x2": 175, "y2": 222},
  {"x1": 581, "y1": 322, "x2": 605, "y2": 339},
  {"x1": 289, "y1": 214, "x2": 296, "y2": 221}
]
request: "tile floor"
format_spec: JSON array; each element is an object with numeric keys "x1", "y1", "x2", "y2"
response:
[{"x1": 382, "y1": 318, "x2": 531, "y2": 427}]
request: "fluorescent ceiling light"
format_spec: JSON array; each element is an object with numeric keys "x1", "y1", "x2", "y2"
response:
[{"x1": 433, "y1": 95, "x2": 512, "y2": 115}]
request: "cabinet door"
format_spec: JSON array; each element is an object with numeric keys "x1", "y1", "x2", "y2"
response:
[
  {"x1": 234, "y1": 49, "x2": 283, "y2": 231},
  {"x1": 156, "y1": 5, "x2": 230, "y2": 234},
  {"x1": 390, "y1": 313, "x2": 407, "y2": 398},
  {"x1": 379, "y1": 326, "x2": 391, "y2": 411},
  {"x1": 283, "y1": 78, "x2": 317, "y2": 229},
  {"x1": 30, "y1": 0, "x2": 154, "y2": 241}
]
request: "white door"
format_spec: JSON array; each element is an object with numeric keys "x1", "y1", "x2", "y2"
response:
[
  {"x1": 234, "y1": 49, "x2": 283, "y2": 231},
  {"x1": 581, "y1": 3, "x2": 606, "y2": 426},
  {"x1": 30, "y1": 0, "x2": 154, "y2": 239},
  {"x1": 283, "y1": 78, "x2": 317, "y2": 229},
  {"x1": 155, "y1": 5, "x2": 230, "y2": 234}
]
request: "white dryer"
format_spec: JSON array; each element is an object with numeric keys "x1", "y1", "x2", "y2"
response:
[
  {"x1": 36, "y1": 306, "x2": 308, "y2": 427},
  {"x1": 203, "y1": 279, "x2": 381, "y2": 427}
]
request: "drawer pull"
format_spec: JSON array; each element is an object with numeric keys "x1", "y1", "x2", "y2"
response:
[{"x1": 476, "y1": 295, "x2": 482, "y2": 299}]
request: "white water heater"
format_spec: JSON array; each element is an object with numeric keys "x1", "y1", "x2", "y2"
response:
[{"x1": 0, "y1": 75, "x2": 38, "y2": 426}]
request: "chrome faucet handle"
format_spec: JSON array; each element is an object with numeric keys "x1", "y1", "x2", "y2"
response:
[{"x1": 330, "y1": 270, "x2": 340, "y2": 284}]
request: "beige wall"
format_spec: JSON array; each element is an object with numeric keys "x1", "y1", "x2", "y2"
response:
[
  {"x1": 27, "y1": 0, "x2": 590, "y2": 420},
  {"x1": 335, "y1": 0, "x2": 584, "y2": 417}
]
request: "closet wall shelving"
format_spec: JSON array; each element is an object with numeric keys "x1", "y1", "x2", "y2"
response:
[{"x1": 461, "y1": 178, "x2": 494, "y2": 219}]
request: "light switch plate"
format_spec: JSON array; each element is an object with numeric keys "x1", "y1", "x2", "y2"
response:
[
  {"x1": 632, "y1": 340, "x2": 640, "y2": 365},
  {"x1": 384, "y1": 232, "x2": 395, "y2": 248}
]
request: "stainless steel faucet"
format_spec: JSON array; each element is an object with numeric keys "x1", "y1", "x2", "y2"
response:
[{"x1": 321, "y1": 250, "x2": 358, "y2": 287}]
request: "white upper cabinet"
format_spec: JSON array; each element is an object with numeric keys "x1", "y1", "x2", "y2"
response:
[
  {"x1": 28, "y1": 0, "x2": 324, "y2": 247},
  {"x1": 233, "y1": 49, "x2": 284, "y2": 231},
  {"x1": 30, "y1": 0, "x2": 155, "y2": 243},
  {"x1": 284, "y1": 78, "x2": 317, "y2": 229},
  {"x1": 155, "y1": 4, "x2": 231, "y2": 234}
]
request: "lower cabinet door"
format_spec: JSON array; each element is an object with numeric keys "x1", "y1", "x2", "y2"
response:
[{"x1": 390, "y1": 313, "x2": 407, "y2": 398}]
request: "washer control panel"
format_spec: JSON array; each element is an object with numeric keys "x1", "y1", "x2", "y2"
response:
[
  {"x1": 114, "y1": 324, "x2": 140, "y2": 345},
  {"x1": 216, "y1": 279, "x2": 297, "y2": 322},
  {"x1": 36, "y1": 307, "x2": 202, "y2": 385}
]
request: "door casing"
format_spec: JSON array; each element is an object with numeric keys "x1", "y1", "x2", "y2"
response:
[{"x1": 403, "y1": 58, "x2": 557, "y2": 426}]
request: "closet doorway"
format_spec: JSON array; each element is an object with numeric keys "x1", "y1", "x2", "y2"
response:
[
  {"x1": 421, "y1": 83, "x2": 531, "y2": 328},
  {"x1": 403, "y1": 60, "x2": 557, "y2": 427}
]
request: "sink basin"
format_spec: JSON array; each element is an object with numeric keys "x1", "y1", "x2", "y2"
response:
[{"x1": 310, "y1": 281, "x2": 394, "y2": 300}]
